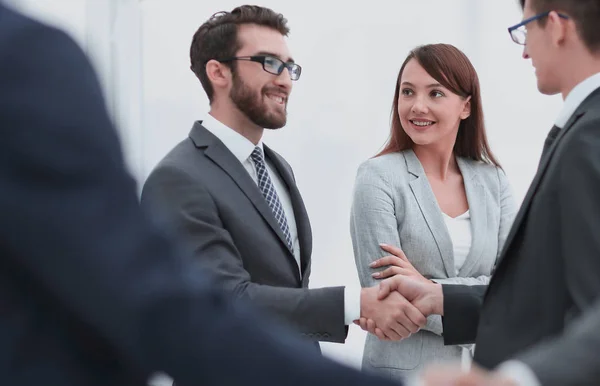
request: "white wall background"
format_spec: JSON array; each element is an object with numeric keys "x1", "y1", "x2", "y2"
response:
[
  {"x1": 10, "y1": 0, "x2": 563, "y2": 375},
  {"x1": 138, "y1": 0, "x2": 562, "y2": 369}
]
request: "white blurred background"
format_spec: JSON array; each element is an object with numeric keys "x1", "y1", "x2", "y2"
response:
[{"x1": 9, "y1": 0, "x2": 562, "y2": 376}]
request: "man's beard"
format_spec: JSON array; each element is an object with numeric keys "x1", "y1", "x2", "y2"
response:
[{"x1": 229, "y1": 72, "x2": 287, "y2": 129}]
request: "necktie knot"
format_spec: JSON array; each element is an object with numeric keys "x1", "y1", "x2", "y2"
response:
[
  {"x1": 251, "y1": 147, "x2": 264, "y2": 165},
  {"x1": 548, "y1": 125, "x2": 561, "y2": 140},
  {"x1": 539, "y1": 125, "x2": 562, "y2": 162}
]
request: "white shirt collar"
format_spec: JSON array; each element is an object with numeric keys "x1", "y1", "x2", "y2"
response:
[
  {"x1": 201, "y1": 114, "x2": 264, "y2": 163},
  {"x1": 555, "y1": 72, "x2": 600, "y2": 128}
]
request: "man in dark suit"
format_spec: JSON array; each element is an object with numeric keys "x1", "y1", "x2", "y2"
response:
[
  {"x1": 0, "y1": 3, "x2": 416, "y2": 386},
  {"x1": 416, "y1": 296, "x2": 600, "y2": 386},
  {"x1": 364, "y1": 0, "x2": 600, "y2": 384},
  {"x1": 140, "y1": 4, "x2": 425, "y2": 345}
]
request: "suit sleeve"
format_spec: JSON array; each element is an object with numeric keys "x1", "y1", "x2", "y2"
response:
[
  {"x1": 441, "y1": 285, "x2": 487, "y2": 345},
  {"x1": 141, "y1": 164, "x2": 347, "y2": 343},
  {"x1": 350, "y1": 161, "x2": 443, "y2": 335},
  {"x1": 515, "y1": 296, "x2": 600, "y2": 386},
  {"x1": 0, "y1": 19, "x2": 397, "y2": 386}
]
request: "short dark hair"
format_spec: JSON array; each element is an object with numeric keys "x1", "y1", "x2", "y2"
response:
[
  {"x1": 190, "y1": 5, "x2": 290, "y2": 102},
  {"x1": 520, "y1": 0, "x2": 600, "y2": 53}
]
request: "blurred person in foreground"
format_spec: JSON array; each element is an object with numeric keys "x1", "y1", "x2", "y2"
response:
[{"x1": 0, "y1": 2, "x2": 420, "y2": 386}]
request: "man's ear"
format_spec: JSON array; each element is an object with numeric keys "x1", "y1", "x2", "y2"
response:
[
  {"x1": 205, "y1": 59, "x2": 231, "y2": 89},
  {"x1": 548, "y1": 10, "x2": 569, "y2": 48},
  {"x1": 460, "y1": 96, "x2": 472, "y2": 120}
]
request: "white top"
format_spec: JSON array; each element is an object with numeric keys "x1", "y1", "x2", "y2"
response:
[
  {"x1": 442, "y1": 210, "x2": 472, "y2": 275},
  {"x1": 555, "y1": 72, "x2": 600, "y2": 128},
  {"x1": 201, "y1": 114, "x2": 301, "y2": 270}
]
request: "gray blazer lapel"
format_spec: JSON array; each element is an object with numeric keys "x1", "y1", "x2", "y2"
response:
[
  {"x1": 189, "y1": 122, "x2": 295, "y2": 260},
  {"x1": 456, "y1": 158, "x2": 488, "y2": 277},
  {"x1": 404, "y1": 150, "x2": 456, "y2": 277}
]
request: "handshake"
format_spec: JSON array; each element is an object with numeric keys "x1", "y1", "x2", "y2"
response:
[
  {"x1": 354, "y1": 244, "x2": 444, "y2": 340},
  {"x1": 355, "y1": 244, "x2": 517, "y2": 386}
]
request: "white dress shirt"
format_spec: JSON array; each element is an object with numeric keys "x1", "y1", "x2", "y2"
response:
[
  {"x1": 554, "y1": 72, "x2": 600, "y2": 128},
  {"x1": 497, "y1": 73, "x2": 600, "y2": 386},
  {"x1": 201, "y1": 114, "x2": 360, "y2": 325}
]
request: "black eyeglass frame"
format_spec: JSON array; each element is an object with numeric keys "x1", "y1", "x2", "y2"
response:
[{"x1": 217, "y1": 55, "x2": 302, "y2": 81}]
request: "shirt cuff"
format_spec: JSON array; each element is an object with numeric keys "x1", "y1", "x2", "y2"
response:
[
  {"x1": 497, "y1": 360, "x2": 541, "y2": 386},
  {"x1": 343, "y1": 285, "x2": 361, "y2": 325}
]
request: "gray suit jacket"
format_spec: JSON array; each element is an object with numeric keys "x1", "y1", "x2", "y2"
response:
[
  {"x1": 350, "y1": 149, "x2": 516, "y2": 377},
  {"x1": 141, "y1": 122, "x2": 347, "y2": 343}
]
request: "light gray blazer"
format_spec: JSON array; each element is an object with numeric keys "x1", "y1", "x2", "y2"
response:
[{"x1": 350, "y1": 149, "x2": 517, "y2": 379}]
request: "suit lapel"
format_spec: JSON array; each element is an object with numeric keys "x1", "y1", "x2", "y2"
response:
[
  {"x1": 456, "y1": 158, "x2": 488, "y2": 277},
  {"x1": 404, "y1": 150, "x2": 456, "y2": 277},
  {"x1": 496, "y1": 110, "x2": 585, "y2": 267},
  {"x1": 189, "y1": 122, "x2": 298, "y2": 270},
  {"x1": 264, "y1": 146, "x2": 312, "y2": 276}
]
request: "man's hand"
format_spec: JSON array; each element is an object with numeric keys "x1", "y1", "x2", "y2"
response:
[
  {"x1": 420, "y1": 364, "x2": 517, "y2": 386},
  {"x1": 379, "y1": 274, "x2": 444, "y2": 316},
  {"x1": 358, "y1": 285, "x2": 426, "y2": 341},
  {"x1": 355, "y1": 275, "x2": 443, "y2": 339}
]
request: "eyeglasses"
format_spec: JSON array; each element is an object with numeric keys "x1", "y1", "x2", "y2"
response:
[
  {"x1": 508, "y1": 11, "x2": 569, "y2": 45},
  {"x1": 218, "y1": 55, "x2": 302, "y2": 81}
]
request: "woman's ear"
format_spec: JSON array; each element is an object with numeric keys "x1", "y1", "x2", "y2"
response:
[{"x1": 460, "y1": 96, "x2": 472, "y2": 120}]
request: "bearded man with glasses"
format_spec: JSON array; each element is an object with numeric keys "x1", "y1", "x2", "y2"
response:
[{"x1": 141, "y1": 5, "x2": 427, "y2": 368}]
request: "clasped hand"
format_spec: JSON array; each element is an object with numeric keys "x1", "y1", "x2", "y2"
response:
[{"x1": 355, "y1": 244, "x2": 442, "y2": 341}]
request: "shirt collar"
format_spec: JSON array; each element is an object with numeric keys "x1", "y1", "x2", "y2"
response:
[
  {"x1": 555, "y1": 72, "x2": 600, "y2": 128},
  {"x1": 201, "y1": 114, "x2": 264, "y2": 163}
]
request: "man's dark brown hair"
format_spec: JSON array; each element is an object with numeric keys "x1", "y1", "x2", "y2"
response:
[
  {"x1": 519, "y1": 0, "x2": 600, "y2": 53},
  {"x1": 190, "y1": 5, "x2": 290, "y2": 102}
]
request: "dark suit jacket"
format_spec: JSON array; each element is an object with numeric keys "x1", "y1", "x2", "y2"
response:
[
  {"x1": 442, "y1": 87, "x2": 600, "y2": 371},
  {"x1": 517, "y1": 295, "x2": 600, "y2": 386},
  {"x1": 0, "y1": 4, "x2": 399, "y2": 386},
  {"x1": 141, "y1": 122, "x2": 347, "y2": 343}
]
